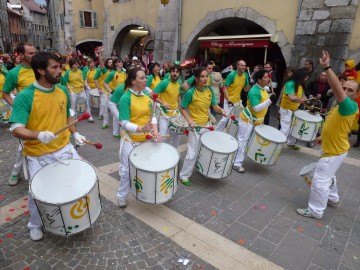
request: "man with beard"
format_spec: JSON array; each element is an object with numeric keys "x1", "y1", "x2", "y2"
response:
[
  {"x1": 153, "y1": 65, "x2": 182, "y2": 148},
  {"x1": 9, "y1": 52, "x2": 86, "y2": 241}
]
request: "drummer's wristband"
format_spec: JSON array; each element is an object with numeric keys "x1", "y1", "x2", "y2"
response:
[{"x1": 323, "y1": 66, "x2": 331, "y2": 71}]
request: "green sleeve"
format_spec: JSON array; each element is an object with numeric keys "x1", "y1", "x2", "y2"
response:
[
  {"x1": 248, "y1": 86, "x2": 262, "y2": 107},
  {"x1": 110, "y1": 84, "x2": 125, "y2": 104},
  {"x1": 82, "y1": 66, "x2": 89, "y2": 74},
  {"x1": 82, "y1": 70, "x2": 87, "y2": 80},
  {"x1": 119, "y1": 92, "x2": 131, "y2": 121},
  {"x1": 164, "y1": 72, "x2": 170, "y2": 79},
  {"x1": 338, "y1": 96, "x2": 359, "y2": 116},
  {"x1": 284, "y1": 81, "x2": 295, "y2": 95},
  {"x1": 146, "y1": 75, "x2": 154, "y2": 87},
  {"x1": 209, "y1": 87, "x2": 217, "y2": 105},
  {"x1": 60, "y1": 75, "x2": 66, "y2": 86},
  {"x1": 101, "y1": 67, "x2": 108, "y2": 74},
  {"x1": 105, "y1": 71, "x2": 115, "y2": 83},
  {"x1": 181, "y1": 87, "x2": 195, "y2": 108},
  {"x1": 186, "y1": 76, "x2": 195, "y2": 86},
  {"x1": 224, "y1": 71, "x2": 235, "y2": 87},
  {"x1": 2, "y1": 64, "x2": 8, "y2": 76},
  {"x1": 154, "y1": 79, "x2": 170, "y2": 94},
  {"x1": 9, "y1": 87, "x2": 34, "y2": 124},
  {"x1": 2, "y1": 68, "x2": 19, "y2": 93},
  {"x1": 63, "y1": 70, "x2": 70, "y2": 85},
  {"x1": 94, "y1": 68, "x2": 101, "y2": 80}
]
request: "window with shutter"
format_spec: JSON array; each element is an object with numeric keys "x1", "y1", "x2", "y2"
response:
[
  {"x1": 79, "y1": 11, "x2": 84, "y2": 27},
  {"x1": 92, "y1": 12, "x2": 97, "y2": 28}
]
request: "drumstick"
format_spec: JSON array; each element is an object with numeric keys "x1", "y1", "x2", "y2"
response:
[
  {"x1": 152, "y1": 93, "x2": 158, "y2": 117},
  {"x1": 230, "y1": 115, "x2": 236, "y2": 121},
  {"x1": 193, "y1": 125, "x2": 214, "y2": 131},
  {"x1": 183, "y1": 129, "x2": 189, "y2": 136},
  {"x1": 54, "y1": 112, "x2": 90, "y2": 135},
  {"x1": 83, "y1": 140, "x2": 103, "y2": 149},
  {"x1": 145, "y1": 134, "x2": 170, "y2": 140},
  {"x1": 247, "y1": 67, "x2": 251, "y2": 77},
  {"x1": 269, "y1": 78, "x2": 275, "y2": 95}
]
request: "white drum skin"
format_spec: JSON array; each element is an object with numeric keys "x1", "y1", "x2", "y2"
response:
[
  {"x1": 225, "y1": 105, "x2": 243, "y2": 138},
  {"x1": 247, "y1": 125, "x2": 286, "y2": 166},
  {"x1": 89, "y1": 88, "x2": 100, "y2": 109},
  {"x1": 299, "y1": 162, "x2": 317, "y2": 186},
  {"x1": 129, "y1": 142, "x2": 180, "y2": 204},
  {"x1": 169, "y1": 117, "x2": 189, "y2": 134},
  {"x1": 30, "y1": 160, "x2": 101, "y2": 236},
  {"x1": 290, "y1": 110, "x2": 323, "y2": 142},
  {"x1": 196, "y1": 131, "x2": 239, "y2": 179}
]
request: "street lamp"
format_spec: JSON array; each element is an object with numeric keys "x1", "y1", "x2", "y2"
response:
[{"x1": 160, "y1": 0, "x2": 170, "y2": 6}]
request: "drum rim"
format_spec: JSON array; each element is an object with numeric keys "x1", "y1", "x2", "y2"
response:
[
  {"x1": 200, "y1": 131, "x2": 239, "y2": 153},
  {"x1": 30, "y1": 159, "x2": 98, "y2": 205},
  {"x1": 129, "y1": 142, "x2": 180, "y2": 172},
  {"x1": 294, "y1": 110, "x2": 323, "y2": 121},
  {"x1": 254, "y1": 125, "x2": 287, "y2": 143},
  {"x1": 89, "y1": 88, "x2": 100, "y2": 97}
]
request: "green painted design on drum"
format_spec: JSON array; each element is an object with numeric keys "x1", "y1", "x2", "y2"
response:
[
  {"x1": 196, "y1": 161, "x2": 204, "y2": 173},
  {"x1": 298, "y1": 122, "x2": 309, "y2": 136},
  {"x1": 133, "y1": 177, "x2": 143, "y2": 193},
  {"x1": 255, "y1": 148, "x2": 267, "y2": 164}
]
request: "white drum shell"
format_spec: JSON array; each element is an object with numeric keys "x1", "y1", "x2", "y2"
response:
[
  {"x1": 89, "y1": 88, "x2": 100, "y2": 109},
  {"x1": 169, "y1": 117, "x2": 188, "y2": 134},
  {"x1": 225, "y1": 105, "x2": 243, "y2": 138},
  {"x1": 197, "y1": 131, "x2": 239, "y2": 179},
  {"x1": 129, "y1": 142, "x2": 180, "y2": 204},
  {"x1": 247, "y1": 125, "x2": 286, "y2": 165},
  {"x1": 290, "y1": 110, "x2": 323, "y2": 142},
  {"x1": 30, "y1": 160, "x2": 101, "y2": 236}
]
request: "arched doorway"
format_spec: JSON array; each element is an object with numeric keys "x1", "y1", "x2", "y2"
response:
[{"x1": 76, "y1": 40, "x2": 102, "y2": 59}]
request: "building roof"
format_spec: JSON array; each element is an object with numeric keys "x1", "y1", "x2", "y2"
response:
[
  {"x1": 20, "y1": 0, "x2": 47, "y2": 14},
  {"x1": 7, "y1": 3, "x2": 22, "y2": 17}
]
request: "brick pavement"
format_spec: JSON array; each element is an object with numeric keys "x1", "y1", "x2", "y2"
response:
[{"x1": 1, "y1": 106, "x2": 360, "y2": 270}]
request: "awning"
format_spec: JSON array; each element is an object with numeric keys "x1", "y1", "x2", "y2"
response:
[{"x1": 198, "y1": 34, "x2": 273, "y2": 49}]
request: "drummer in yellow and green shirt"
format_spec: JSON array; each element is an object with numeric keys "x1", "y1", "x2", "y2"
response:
[
  {"x1": 179, "y1": 67, "x2": 227, "y2": 186},
  {"x1": 233, "y1": 70, "x2": 277, "y2": 173},
  {"x1": 104, "y1": 58, "x2": 126, "y2": 93},
  {"x1": 153, "y1": 65, "x2": 182, "y2": 148},
  {"x1": 297, "y1": 50, "x2": 359, "y2": 220},
  {"x1": 216, "y1": 59, "x2": 250, "y2": 132},
  {"x1": 279, "y1": 68, "x2": 308, "y2": 150},
  {"x1": 146, "y1": 62, "x2": 162, "y2": 90}
]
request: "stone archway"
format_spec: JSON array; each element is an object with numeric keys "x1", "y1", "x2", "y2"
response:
[
  {"x1": 181, "y1": 7, "x2": 292, "y2": 66},
  {"x1": 111, "y1": 17, "x2": 155, "y2": 57}
]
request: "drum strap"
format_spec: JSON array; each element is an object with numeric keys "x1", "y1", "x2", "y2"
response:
[
  {"x1": 243, "y1": 107, "x2": 263, "y2": 124},
  {"x1": 157, "y1": 103, "x2": 180, "y2": 119}
]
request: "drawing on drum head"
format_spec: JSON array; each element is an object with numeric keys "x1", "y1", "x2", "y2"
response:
[
  {"x1": 160, "y1": 171, "x2": 174, "y2": 195},
  {"x1": 70, "y1": 196, "x2": 90, "y2": 219},
  {"x1": 133, "y1": 176, "x2": 143, "y2": 193}
]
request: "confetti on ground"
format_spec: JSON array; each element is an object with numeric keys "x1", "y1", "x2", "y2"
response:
[
  {"x1": 297, "y1": 227, "x2": 304, "y2": 232},
  {"x1": 316, "y1": 221, "x2": 324, "y2": 228},
  {"x1": 238, "y1": 239, "x2": 246, "y2": 245},
  {"x1": 6, "y1": 233, "x2": 14, "y2": 239},
  {"x1": 5, "y1": 217, "x2": 12, "y2": 221},
  {"x1": 210, "y1": 211, "x2": 217, "y2": 215},
  {"x1": 21, "y1": 205, "x2": 27, "y2": 209},
  {"x1": 23, "y1": 197, "x2": 28, "y2": 201},
  {"x1": 260, "y1": 205, "x2": 267, "y2": 210},
  {"x1": 23, "y1": 211, "x2": 30, "y2": 215},
  {"x1": 0, "y1": 239, "x2": 3, "y2": 244},
  {"x1": 178, "y1": 258, "x2": 190, "y2": 265},
  {"x1": 0, "y1": 195, "x2": 5, "y2": 199},
  {"x1": 163, "y1": 226, "x2": 169, "y2": 232}
]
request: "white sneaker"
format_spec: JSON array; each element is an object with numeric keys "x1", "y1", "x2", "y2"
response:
[
  {"x1": 88, "y1": 117, "x2": 94, "y2": 123},
  {"x1": 29, "y1": 227, "x2": 43, "y2": 241},
  {"x1": 118, "y1": 198, "x2": 127, "y2": 209},
  {"x1": 233, "y1": 165, "x2": 245, "y2": 173}
]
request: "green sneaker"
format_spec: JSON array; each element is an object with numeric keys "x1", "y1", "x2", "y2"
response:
[
  {"x1": 102, "y1": 124, "x2": 109, "y2": 129},
  {"x1": 180, "y1": 179, "x2": 192, "y2": 186},
  {"x1": 286, "y1": 144, "x2": 301, "y2": 150},
  {"x1": 9, "y1": 175, "x2": 19, "y2": 186},
  {"x1": 113, "y1": 134, "x2": 121, "y2": 139}
]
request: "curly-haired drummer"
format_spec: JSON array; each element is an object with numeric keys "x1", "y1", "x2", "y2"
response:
[
  {"x1": 297, "y1": 51, "x2": 359, "y2": 219},
  {"x1": 9, "y1": 52, "x2": 86, "y2": 241}
]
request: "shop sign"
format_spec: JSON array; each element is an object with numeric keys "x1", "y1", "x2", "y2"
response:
[{"x1": 200, "y1": 39, "x2": 269, "y2": 48}]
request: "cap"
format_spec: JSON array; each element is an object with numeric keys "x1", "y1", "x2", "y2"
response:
[{"x1": 132, "y1": 56, "x2": 138, "y2": 61}]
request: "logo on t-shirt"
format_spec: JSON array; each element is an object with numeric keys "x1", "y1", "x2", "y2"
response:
[{"x1": 59, "y1": 101, "x2": 65, "y2": 115}]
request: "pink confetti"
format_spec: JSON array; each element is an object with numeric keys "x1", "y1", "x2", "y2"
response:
[
  {"x1": 0, "y1": 195, "x2": 5, "y2": 199},
  {"x1": 6, "y1": 233, "x2": 13, "y2": 239},
  {"x1": 9, "y1": 208, "x2": 15, "y2": 212},
  {"x1": 260, "y1": 205, "x2": 267, "y2": 210}
]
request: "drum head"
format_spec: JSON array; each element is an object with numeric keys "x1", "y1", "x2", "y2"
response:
[
  {"x1": 90, "y1": 88, "x2": 100, "y2": 97},
  {"x1": 171, "y1": 117, "x2": 188, "y2": 127},
  {"x1": 294, "y1": 110, "x2": 322, "y2": 122},
  {"x1": 200, "y1": 131, "x2": 238, "y2": 153},
  {"x1": 130, "y1": 142, "x2": 180, "y2": 172},
  {"x1": 30, "y1": 160, "x2": 97, "y2": 204},
  {"x1": 299, "y1": 162, "x2": 317, "y2": 176},
  {"x1": 254, "y1": 125, "x2": 287, "y2": 143},
  {"x1": 230, "y1": 105, "x2": 242, "y2": 116}
]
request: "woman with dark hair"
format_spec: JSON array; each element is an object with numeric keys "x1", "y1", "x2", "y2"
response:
[
  {"x1": 116, "y1": 68, "x2": 160, "y2": 208},
  {"x1": 146, "y1": 62, "x2": 161, "y2": 90},
  {"x1": 179, "y1": 67, "x2": 227, "y2": 186},
  {"x1": 279, "y1": 67, "x2": 309, "y2": 150}
]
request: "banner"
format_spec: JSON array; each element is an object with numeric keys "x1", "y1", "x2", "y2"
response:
[{"x1": 199, "y1": 39, "x2": 269, "y2": 48}]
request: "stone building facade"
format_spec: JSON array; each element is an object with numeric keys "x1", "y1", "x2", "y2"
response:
[{"x1": 0, "y1": 1, "x2": 11, "y2": 53}]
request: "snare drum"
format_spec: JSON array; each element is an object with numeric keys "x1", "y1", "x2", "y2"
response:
[
  {"x1": 299, "y1": 162, "x2": 317, "y2": 186},
  {"x1": 225, "y1": 105, "x2": 243, "y2": 138},
  {"x1": 290, "y1": 110, "x2": 323, "y2": 142},
  {"x1": 89, "y1": 88, "x2": 100, "y2": 109},
  {"x1": 75, "y1": 96, "x2": 87, "y2": 116},
  {"x1": 196, "y1": 131, "x2": 239, "y2": 179},
  {"x1": 30, "y1": 160, "x2": 102, "y2": 236},
  {"x1": 247, "y1": 125, "x2": 286, "y2": 165},
  {"x1": 129, "y1": 142, "x2": 180, "y2": 204},
  {"x1": 169, "y1": 117, "x2": 188, "y2": 134}
]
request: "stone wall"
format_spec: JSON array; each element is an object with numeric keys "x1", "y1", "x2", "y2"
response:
[{"x1": 291, "y1": 0, "x2": 359, "y2": 73}]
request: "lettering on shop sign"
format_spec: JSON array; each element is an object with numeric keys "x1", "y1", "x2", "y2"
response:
[{"x1": 200, "y1": 39, "x2": 269, "y2": 48}]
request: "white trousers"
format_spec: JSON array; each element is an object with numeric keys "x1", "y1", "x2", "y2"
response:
[
  {"x1": 108, "y1": 101, "x2": 120, "y2": 136},
  {"x1": 158, "y1": 116, "x2": 181, "y2": 149},
  {"x1": 70, "y1": 91, "x2": 92, "y2": 116},
  {"x1": 308, "y1": 152, "x2": 347, "y2": 218},
  {"x1": 27, "y1": 144, "x2": 80, "y2": 229},
  {"x1": 179, "y1": 128, "x2": 208, "y2": 180},
  {"x1": 279, "y1": 107, "x2": 297, "y2": 146},
  {"x1": 117, "y1": 139, "x2": 137, "y2": 199},
  {"x1": 234, "y1": 117, "x2": 254, "y2": 167},
  {"x1": 216, "y1": 100, "x2": 232, "y2": 132},
  {"x1": 99, "y1": 93, "x2": 109, "y2": 125},
  {"x1": 11, "y1": 144, "x2": 23, "y2": 176}
]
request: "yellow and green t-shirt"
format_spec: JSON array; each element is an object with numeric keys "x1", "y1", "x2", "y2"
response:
[
  {"x1": 154, "y1": 78, "x2": 181, "y2": 116},
  {"x1": 146, "y1": 74, "x2": 161, "y2": 90},
  {"x1": 0, "y1": 72, "x2": 7, "y2": 98},
  {"x1": 186, "y1": 74, "x2": 212, "y2": 87},
  {"x1": 110, "y1": 83, "x2": 127, "y2": 104},
  {"x1": 240, "y1": 84, "x2": 269, "y2": 125},
  {"x1": 225, "y1": 70, "x2": 249, "y2": 104},
  {"x1": 181, "y1": 86, "x2": 217, "y2": 126},
  {"x1": 84, "y1": 67, "x2": 101, "y2": 89},
  {"x1": 280, "y1": 80, "x2": 304, "y2": 111},
  {"x1": 119, "y1": 90, "x2": 152, "y2": 142},
  {"x1": 63, "y1": 69, "x2": 86, "y2": 93},
  {"x1": 105, "y1": 70, "x2": 126, "y2": 91},
  {"x1": 3, "y1": 64, "x2": 36, "y2": 93},
  {"x1": 9, "y1": 83, "x2": 71, "y2": 156},
  {"x1": 321, "y1": 96, "x2": 358, "y2": 157},
  {"x1": 98, "y1": 68, "x2": 111, "y2": 93}
]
